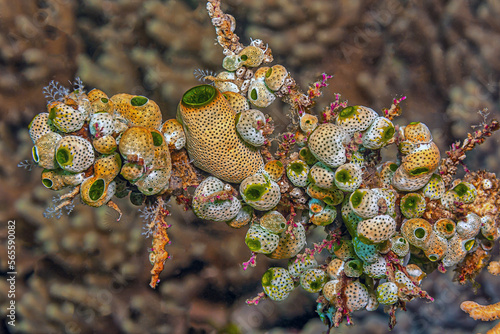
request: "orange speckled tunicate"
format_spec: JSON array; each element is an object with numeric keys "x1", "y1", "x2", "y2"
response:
[{"x1": 177, "y1": 85, "x2": 263, "y2": 183}]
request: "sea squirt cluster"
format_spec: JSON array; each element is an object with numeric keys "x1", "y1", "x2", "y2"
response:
[{"x1": 25, "y1": 0, "x2": 500, "y2": 331}]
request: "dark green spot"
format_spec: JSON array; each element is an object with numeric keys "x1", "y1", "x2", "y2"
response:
[
  {"x1": 310, "y1": 279, "x2": 323, "y2": 291},
  {"x1": 245, "y1": 238, "x2": 262, "y2": 252},
  {"x1": 56, "y1": 147, "x2": 72, "y2": 166},
  {"x1": 464, "y1": 239, "x2": 475, "y2": 251},
  {"x1": 350, "y1": 190, "x2": 364, "y2": 208},
  {"x1": 32, "y1": 147, "x2": 39, "y2": 163},
  {"x1": 244, "y1": 184, "x2": 267, "y2": 201},
  {"x1": 338, "y1": 106, "x2": 356, "y2": 120},
  {"x1": 148, "y1": 187, "x2": 154, "y2": 192},
  {"x1": 389, "y1": 163, "x2": 398, "y2": 172},
  {"x1": 280, "y1": 223, "x2": 286, "y2": 228},
  {"x1": 289, "y1": 162, "x2": 305, "y2": 175},
  {"x1": 414, "y1": 227, "x2": 426, "y2": 239},
  {"x1": 42, "y1": 178, "x2": 53, "y2": 188},
  {"x1": 410, "y1": 167, "x2": 429, "y2": 176},
  {"x1": 101, "y1": 98, "x2": 108, "y2": 103},
  {"x1": 452, "y1": 183, "x2": 469, "y2": 197},
  {"x1": 348, "y1": 261, "x2": 358, "y2": 270},
  {"x1": 336, "y1": 169, "x2": 350, "y2": 183},
  {"x1": 445, "y1": 223, "x2": 454, "y2": 232},
  {"x1": 151, "y1": 131, "x2": 163, "y2": 146},
  {"x1": 48, "y1": 107, "x2": 57, "y2": 120},
  {"x1": 240, "y1": 54, "x2": 248, "y2": 61},
  {"x1": 182, "y1": 85, "x2": 217, "y2": 107},
  {"x1": 250, "y1": 88, "x2": 258, "y2": 101},
  {"x1": 265, "y1": 68, "x2": 272, "y2": 78},
  {"x1": 131, "y1": 96, "x2": 148, "y2": 107},
  {"x1": 402, "y1": 194, "x2": 419, "y2": 210},
  {"x1": 261, "y1": 269, "x2": 273, "y2": 286},
  {"x1": 382, "y1": 125, "x2": 395, "y2": 141},
  {"x1": 234, "y1": 112, "x2": 241, "y2": 126},
  {"x1": 398, "y1": 238, "x2": 406, "y2": 243},
  {"x1": 89, "y1": 179, "x2": 105, "y2": 201}
]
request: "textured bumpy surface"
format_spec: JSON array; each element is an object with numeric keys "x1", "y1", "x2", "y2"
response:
[{"x1": 177, "y1": 85, "x2": 263, "y2": 183}]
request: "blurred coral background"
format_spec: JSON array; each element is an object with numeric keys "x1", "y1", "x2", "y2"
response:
[{"x1": 0, "y1": 0, "x2": 499, "y2": 333}]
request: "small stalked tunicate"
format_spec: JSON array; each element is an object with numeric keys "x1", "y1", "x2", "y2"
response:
[
  {"x1": 235, "y1": 109, "x2": 266, "y2": 146},
  {"x1": 247, "y1": 79, "x2": 276, "y2": 108},
  {"x1": 308, "y1": 123, "x2": 347, "y2": 168},
  {"x1": 240, "y1": 171, "x2": 280, "y2": 211},
  {"x1": 336, "y1": 105, "x2": 378, "y2": 137},
  {"x1": 192, "y1": 176, "x2": 241, "y2": 222},
  {"x1": 33, "y1": 132, "x2": 63, "y2": 170},
  {"x1": 286, "y1": 159, "x2": 309, "y2": 187},
  {"x1": 334, "y1": 163, "x2": 362, "y2": 192},
  {"x1": 47, "y1": 101, "x2": 86, "y2": 133},
  {"x1": 361, "y1": 116, "x2": 395, "y2": 149},
  {"x1": 55, "y1": 135, "x2": 95, "y2": 173}
]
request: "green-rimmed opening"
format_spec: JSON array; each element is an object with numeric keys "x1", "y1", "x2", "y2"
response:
[
  {"x1": 42, "y1": 178, "x2": 53, "y2": 188},
  {"x1": 32, "y1": 146, "x2": 39, "y2": 163},
  {"x1": 336, "y1": 169, "x2": 350, "y2": 183},
  {"x1": 245, "y1": 238, "x2": 262, "y2": 252},
  {"x1": 265, "y1": 67, "x2": 273, "y2": 78},
  {"x1": 261, "y1": 269, "x2": 273, "y2": 286},
  {"x1": 101, "y1": 98, "x2": 109, "y2": 103},
  {"x1": 244, "y1": 184, "x2": 267, "y2": 201},
  {"x1": 240, "y1": 54, "x2": 248, "y2": 61},
  {"x1": 452, "y1": 183, "x2": 469, "y2": 197},
  {"x1": 350, "y1": 190, "x2": 364, "y2": 208},
  {"x1": 410, "y1": 167, "x2": 429, "y2": 176},
  {"x1": 348, "y1": 260, "x2": 360, "y2": 270},
  {"x1": 414, "y1": 227, "x2": 426, "y2": 239},
  {"x1": 398, "y1": 237, "x2": 406, "y2": 244},
  {"x1": 338, "y1": 106, "x2": 357, "y2": 120},
  {"x1": 234, "y1": 111, "x2": 242, "y2": 126},
  {"x1": 402, "y1": 194, "x2": 420, "y2": 210},
  {"x1": 288, "y1": 162, "x2": 305, "y2": 175},
  {"x1": 131, "y1": 96, "x2": 148, "y2": 107},
  {"x1": 151, "y1": 131, "x2": 163, "y2": 146},
  {"x1": 309, "y1": 277, "x2": 324, "y2": 291},
  {"x1": 382, "y1": 125, "x2": 395, "y2": 142},
  {"x1": 428, "y1": 254, "x2": 438, "y2": 262},
  {"x1": 89, "y1": 179, "x2": 105, "y2": 201},
  {"x1": 48, "y1": 107, "x2": 57, "y2": 120},
  {"x1": 250, "y1": 88, "x2": 258, "y2": 101},
  {"x1": 182, "y1": 85, "x2": 217, "y2": 107},
  {"x1": 56, "y1": 147, "x2": 72, "y2": 166},
  {"x1": 464, "y1": 239, "x2": 475, "y2": 251}
]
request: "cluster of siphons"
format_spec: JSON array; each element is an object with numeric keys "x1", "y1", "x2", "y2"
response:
[{"x1": 26, "y1": 0, "x2": 500, "y2": 331}]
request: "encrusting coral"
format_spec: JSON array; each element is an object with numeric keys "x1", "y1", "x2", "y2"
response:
[{"x1": 15, "y1": 0, "x2": 500, "y2": 332}]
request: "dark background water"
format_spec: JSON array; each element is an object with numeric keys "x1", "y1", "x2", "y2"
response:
[{"x1": 0, "y1": 0, "x2": 499, "y2": 333}]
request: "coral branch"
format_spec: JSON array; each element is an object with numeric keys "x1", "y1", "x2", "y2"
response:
[
  {"x1": 461, "y1": 301, "x2": 500, "y2": 321},
  {"x1": 149, "y1": 197, "x2": 171, "y2": 288},
  {"x1": 439, "y1": 118, "x2": 499, "y2": 186}
]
